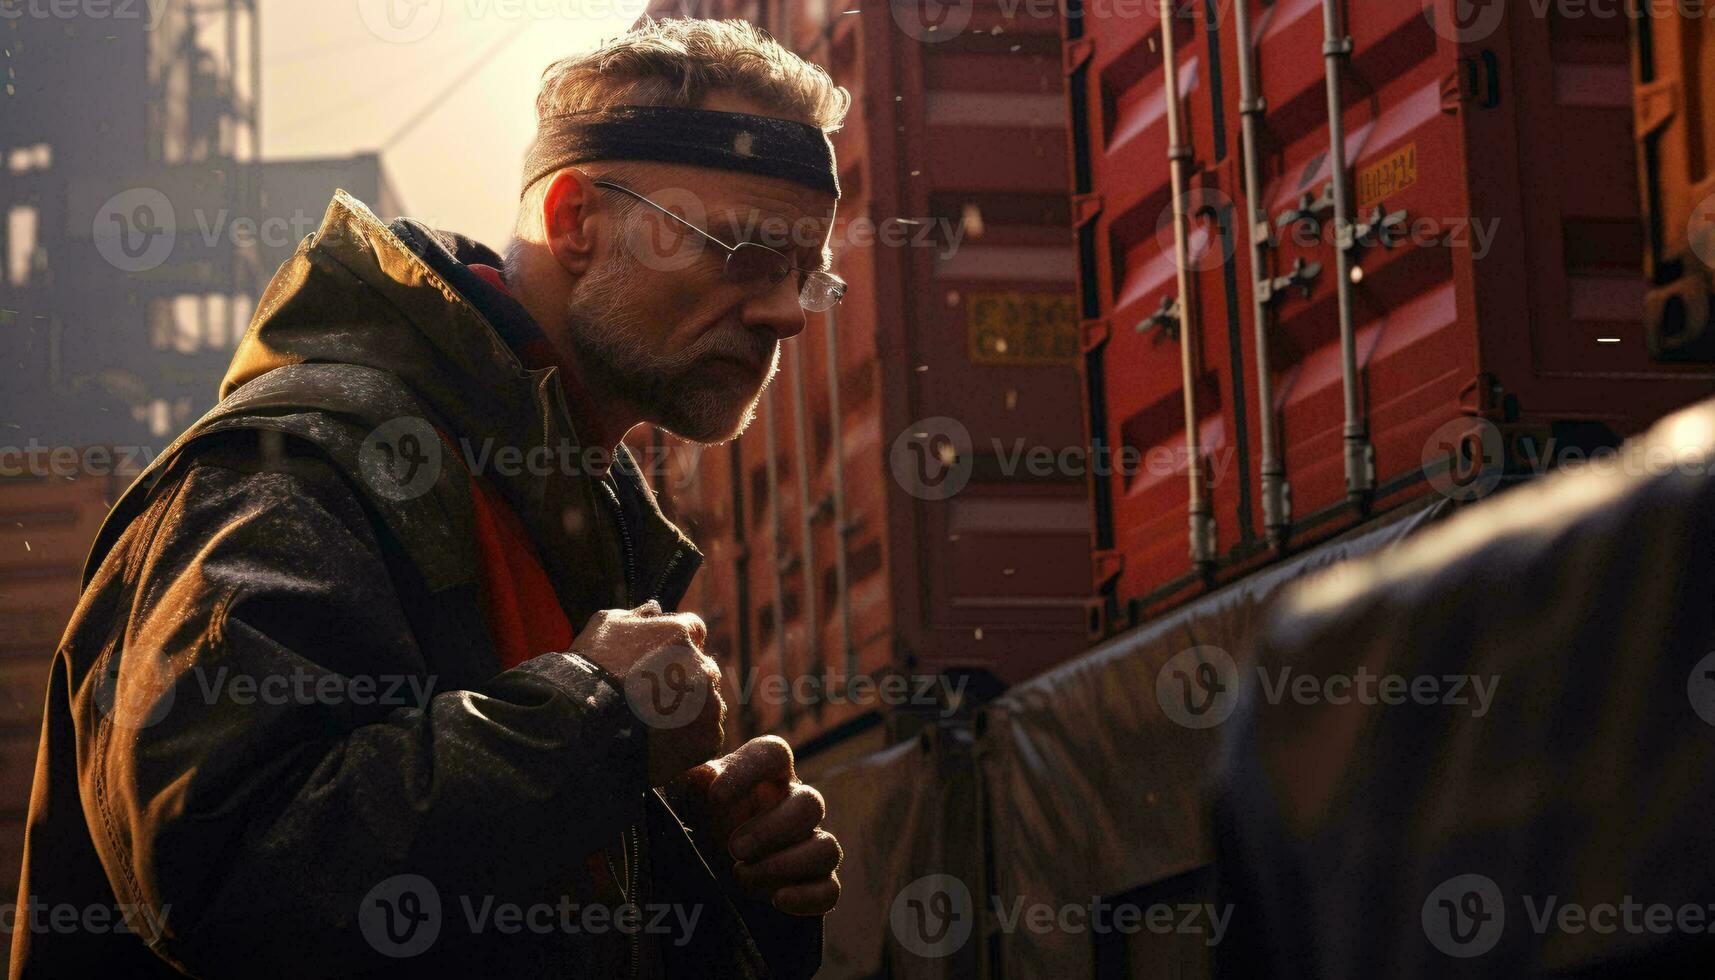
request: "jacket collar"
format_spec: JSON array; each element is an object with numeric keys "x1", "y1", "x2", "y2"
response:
[{"x1": 223, "y1": 190, "x2": 701, "y2": 616}]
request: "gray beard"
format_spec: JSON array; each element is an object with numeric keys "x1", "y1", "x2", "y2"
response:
[{"x1": 561, "y1": 254, "x2": 778, "y2": 445}]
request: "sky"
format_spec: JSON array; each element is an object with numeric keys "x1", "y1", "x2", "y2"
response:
[{"x1": 260, "y1": 0, "x2": 651, "y2": 247}]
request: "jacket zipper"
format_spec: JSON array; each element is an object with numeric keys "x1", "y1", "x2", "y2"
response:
[
  {"x1": 647, "y1": 549, "x2": 684, "y2": 606},
  {"x1": 626, "y1": 821, "x2": 640, "y2": 980},
  {"x1": 599, "y1": 479, "x2": 643, "y2": 979},
  {"x1": 602, "y1": 479, "x2": 639, "y2": 607},
  {"x1": 607, "y1": 479, "x2": 688, "y2": 608}
]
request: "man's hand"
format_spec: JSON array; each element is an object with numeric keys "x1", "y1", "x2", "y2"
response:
[
  {"x1": 570, "y1": 601, "x2": 725, "y2": 786},
  {"x1": 682, "y1": 736, "x2": 842, "y2": 916}
]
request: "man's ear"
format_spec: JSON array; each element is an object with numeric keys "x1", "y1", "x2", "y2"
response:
[{"x1": 541, "y1": 168, "x2": 600, "y2": 277}]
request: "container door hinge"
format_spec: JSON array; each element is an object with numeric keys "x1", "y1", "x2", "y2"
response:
[
  {"x1": 1259, "y1": 257, "x2": 1323, "y2": 305},
  {"x1": 1093, "y1": 550, "x2": 1124, "y2": 591},
  {"x1": 1072, "y1": 192, "x2": 1104, "y2": 228},
  {"x1": 1064, "y1": 35, "x2": 1095, "y2": 76},
  {"x1": 1081, "y1": 317, "x2": 1111, "y2": 353},
  {"x1": 1459, "y1": 373, "x2": 1506, "y2": 417},
  {"x1": 1442, "y1": 50, "x2": 1502, "y2": 113},
  {"x1": 1633, "y1": 77, "x2": 1680, "y2": 140},
  {"x1": 1139, "y1": 295, "x2": 1182, "y2": 341},
  {"x1": 1275, "y1": 183, "x2": 1337, "y2": 238},
  {"x1": 1350, "y1": 204, "x2": 1410, "y2": 252}
]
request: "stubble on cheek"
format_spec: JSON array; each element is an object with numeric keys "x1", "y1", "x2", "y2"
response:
[{"x1": 561, "y1": 238, "x2": 780, "y2": 443}]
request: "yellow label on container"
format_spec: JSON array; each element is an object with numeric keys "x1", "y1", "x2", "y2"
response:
[
  {"x1": 967, "y1": 292, "x2": 1080, "y2": 366},
  {"x1": 1357, "y1": 143, "x2": 1419, "y2": 210}
]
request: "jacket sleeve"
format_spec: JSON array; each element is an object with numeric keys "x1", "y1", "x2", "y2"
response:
[{"x1": 76, "y1": 444, "x2": 651, "y2": 973}]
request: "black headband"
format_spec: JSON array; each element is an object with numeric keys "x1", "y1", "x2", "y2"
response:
[{"x1": 521, "y1": 105, "x2": 839, "y2": 199}]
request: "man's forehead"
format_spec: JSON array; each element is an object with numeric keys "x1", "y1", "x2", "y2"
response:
[{"x1": 702, "y1": 179, "x2": 837, "y2": 225}]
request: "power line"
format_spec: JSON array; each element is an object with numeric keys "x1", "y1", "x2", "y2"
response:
[
  {"x1": 268, "y1": 28, "x2": 478, "y2": 139},
  {"x1": 272, "y1": 66, "x2": 436, "y2": 138},
  {"x1": 269, "y1": 36, "x2": 381, "y2": 66},
  {"x1": 381, "y1": 22, "x2": 532, "y2": 151}
]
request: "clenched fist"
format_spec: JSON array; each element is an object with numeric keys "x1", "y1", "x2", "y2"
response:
[
  {"x1": 571, "y1": 601, "x2": 725, "y2": 786},
  {"x1": 680, "y1": 736, "x2": 842, "y2": 917}
]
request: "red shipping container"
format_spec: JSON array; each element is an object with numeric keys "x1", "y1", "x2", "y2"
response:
[
  {"x1": 1069, "y1": 0, "x2": 1715, "y2": 628},
  {"x1": 646, "y1": 0, "x2": 1095, "y2": 749}
]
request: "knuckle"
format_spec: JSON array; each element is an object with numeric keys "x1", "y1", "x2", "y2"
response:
[
  {"x1": 753, "y1": 734, "x2": 792, "y2": 764},
  {"x1": 702, "y1": 658, "x2": 724, "y2": 685},
  {"x1": 795, "y1": 784, "x2": 827, "y2": 819}
]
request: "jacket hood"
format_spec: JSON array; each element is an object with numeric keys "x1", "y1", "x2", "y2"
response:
[
  {"x1": 223, "y1": 191, "x2": 539, "y2": 443},
  {"x1": 222, "y1": 190, "x2": 700, "y2": 614}
]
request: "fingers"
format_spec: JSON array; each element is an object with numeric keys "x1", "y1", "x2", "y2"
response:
[
  {"x1": 731, "y1": 830, "x2": 842, "y2": 896},
  {"x1": 769, "y1": 875, "x2": 842, "y2": 917},
  {"x1": 678, "y1": 762, "x2": 720, "y2": 798},
  {"x1": 623, "y1": 610, "x2": 706, "y2": 648},
  {"x1": 588, "y1": 605, "x2": 705, "y2": 644},
  {"x1": 708, "y1": 735, "x2": 795, "y2": 807},
  {"x1": 692, "y1": 740, "x2": 840, "y2": 917},
  {"x1": 729, "y1": 783, "x2": 825, "y2": 862},
  {"x1": 671, "y1": 611, "x2": 707, "y2": 648}
]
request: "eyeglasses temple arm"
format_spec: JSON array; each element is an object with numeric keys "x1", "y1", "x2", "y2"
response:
[{"x1": 593, "y1": 180, "x2": 736, "y2": 256}]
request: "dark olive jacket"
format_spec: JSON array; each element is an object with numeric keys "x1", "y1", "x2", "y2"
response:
[{"x1": 9, "y1": 191, "x2": 818, "y2": 978}]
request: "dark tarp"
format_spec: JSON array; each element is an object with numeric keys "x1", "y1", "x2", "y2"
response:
[
  {"x1": 974, "y1": 497, "x2": 1451, "y2": 978},
  {"x1": 1217, "y1": 395, "x2": 1715, "y2": 978},
  {"x1": 814, "y1": 726, "x2": 982, "y2": 979}
]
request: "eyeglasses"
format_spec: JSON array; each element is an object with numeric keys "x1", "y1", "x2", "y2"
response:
[{"x1": 592, "y1": 179, "x2": 847, "y2": 313}]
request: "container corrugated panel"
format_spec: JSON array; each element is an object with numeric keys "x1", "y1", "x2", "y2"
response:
[
  {"x1": 646, "y1": 0, "x2": 1094, "y2": 749},
  {"x1": 1065, "y1": 0, "x2": 1257, "y2": 629},
  {"x1": 646, "y1": 435, "x2": 765, "y2": 741},
  {"x1": 1072, "y1": 0, "x2": 1715, "y2": 628},
  {"x1": 883, "y1": 2, "x2": 1092, "y2": 689}
]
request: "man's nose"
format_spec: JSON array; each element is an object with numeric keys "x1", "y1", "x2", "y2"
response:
[{"x1": 741, "y1": 278, "x2": 807, "y2": 342}]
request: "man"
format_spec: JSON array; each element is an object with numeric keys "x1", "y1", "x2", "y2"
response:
[{"x1": 12, "y1": 17, "x2": 848, "y2": 978}]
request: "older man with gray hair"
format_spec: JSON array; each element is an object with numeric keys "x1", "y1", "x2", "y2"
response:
[{"x1": 13, "y1": 17, "x2": 846, "y2": 978}]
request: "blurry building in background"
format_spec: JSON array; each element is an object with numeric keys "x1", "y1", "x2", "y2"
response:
[
  {"x1": 4, "y1": 0, "x2": 262, "y2": 447},
  {"x1": 3, "y1": 3, "x2": 406, "y2": 448},
  {"x1": 1, "y1": 3, "x2": 404, "y2": 909}
]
